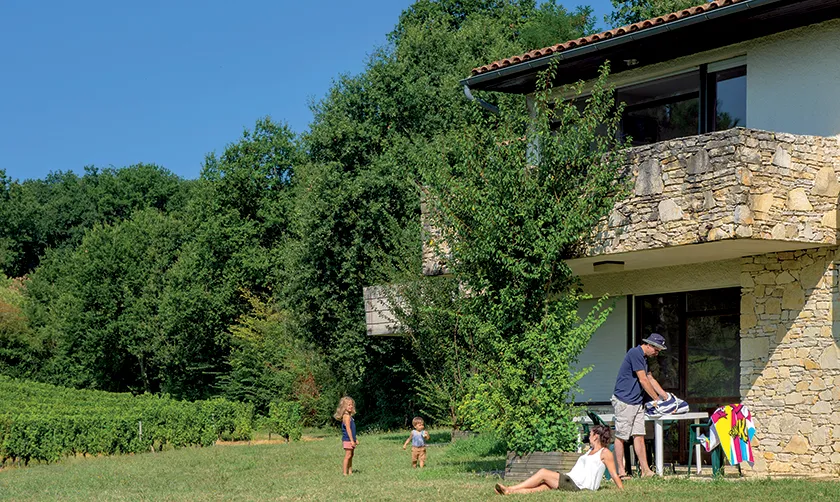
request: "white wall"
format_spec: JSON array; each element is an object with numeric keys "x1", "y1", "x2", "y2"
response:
[
  {"x1": 747, "y1": 20, "x2": 840, "y2": 137},
  {"x1": 574, "y1": 296, "x2": 628, "y2": 403}
]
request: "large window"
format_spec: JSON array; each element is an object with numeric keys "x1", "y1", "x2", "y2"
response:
[
  {"x1": 574, "y1": 297, "x2": 630, "y2": 404},
  {"x1": 636, "y1": 287, "x2": 740, "y2": 464},
  {"x1": 617, "y1": 62, "x2": 747, "y2": 146}
]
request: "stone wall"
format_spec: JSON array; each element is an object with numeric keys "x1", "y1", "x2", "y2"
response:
[
  {"x1": 584, "y1": 128, "x2": 840, "y2": 258},
  {"x1": 740, "y1": 247, "x2": 840, "y2": 477}
]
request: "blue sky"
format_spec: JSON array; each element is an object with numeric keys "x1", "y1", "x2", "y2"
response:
[{"x1": 1, "y1": 1, "x2": 613, "y2": 182}]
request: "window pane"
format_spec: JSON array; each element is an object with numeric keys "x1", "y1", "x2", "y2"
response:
[
  {"x1": 623, "y1": 99, "x2": 698, "y2": 146},
  {"x1": 618, "y1": 71, "x2": 699, "y2": 107},
  {"x1": 638, "y1": 294, "x2": 681, "y2": 392},
  {"x1": 618, "y1": 71, "x2": 700, "y2": 146},
  {"x1": 686, "y1": 314, "x2": 740, "y2": 399},
  {"x1": 714, "y1": 66, "x2": 746, "y2": 131},
  {"x1": 686, "y1": 288, "x2": 740, "y2": 313}
]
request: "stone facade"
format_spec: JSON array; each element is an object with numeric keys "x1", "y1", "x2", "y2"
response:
[
  {"x1": 740, "y1": 247, "x2": 840, "y2": 477},
  {"x1": 576, "y1": 129, "x2": 840, "y2": 477},
  {"x1": 584, "y1": 128, "x2": 840, "y2": 258}
]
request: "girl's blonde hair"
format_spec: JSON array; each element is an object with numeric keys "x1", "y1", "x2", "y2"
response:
[{"x1": 333, "y1": 396, "x2": 356, "y2": 420}]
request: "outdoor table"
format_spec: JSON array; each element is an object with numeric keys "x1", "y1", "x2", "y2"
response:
[{"x1": 577, "y1": 411, "x2": 709, "y2": 476}]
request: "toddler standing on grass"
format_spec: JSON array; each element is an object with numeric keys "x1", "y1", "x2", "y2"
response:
[
  {"x1": 402, "y1": 417, "x2": 430, "y2": 468},
  {"x1": 334, "y1": 396, "x2": 358, "y2": 476}
]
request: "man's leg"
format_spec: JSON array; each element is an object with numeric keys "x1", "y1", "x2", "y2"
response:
[
  {"x1": 633, "y1": 435, "x2": 654, "y2": 476},
  {"x1": 629, "y1": 402, "x2": 653, "y2": 477},
  {"x1": 612, "y1": 396, "x2": 633, "y2": 478},
  {"x1": 614, "y1": 437, "x2": 627, "y2": 477}
]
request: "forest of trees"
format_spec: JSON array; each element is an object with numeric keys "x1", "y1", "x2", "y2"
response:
[{"x1": 0, "y1": 0, "x2": 694, "y2": 429}]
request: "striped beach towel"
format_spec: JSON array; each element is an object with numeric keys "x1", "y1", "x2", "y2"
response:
[
  {"x1": 698, "y1": 404, "x2": 755, "y2": 466},
  {"x1": 644, "y1": 393, "x2": 689, "y2": 416}
]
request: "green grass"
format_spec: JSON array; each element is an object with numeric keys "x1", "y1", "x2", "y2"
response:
[{"x1": 1, "y1": 430, "x2": 838, "y2": 501}]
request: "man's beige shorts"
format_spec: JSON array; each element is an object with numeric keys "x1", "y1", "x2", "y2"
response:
[{"x1": 611, "y1": 395, "x2": 645, "y2": 440}]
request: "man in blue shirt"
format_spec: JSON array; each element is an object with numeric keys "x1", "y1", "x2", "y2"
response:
[{"x1": 611, "y1": 333, "x2": 668, "y2": 479}]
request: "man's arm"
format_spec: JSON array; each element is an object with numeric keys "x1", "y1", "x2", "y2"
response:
[
  {"x1": 647, "y1": 373, "x2": 668, "y2": 400},
  {"x1": 635, "y1": 369, "x2": 667, "y2": 401}
]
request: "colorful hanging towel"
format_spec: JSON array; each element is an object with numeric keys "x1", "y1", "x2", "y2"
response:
[
  {"x1": 698, "y1": 404, "x2": 755, "y2": 466},
  {"x1": 644, "y1": 393, "x2": 689, "y2": 416}
]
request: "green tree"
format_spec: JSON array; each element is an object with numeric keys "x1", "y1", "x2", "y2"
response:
[
  {"x1": 519, "y1": 2, "x2": 595, "y2": 51},
  {"x1": 606, "y1": 0, "x2": 698, "y2": 27},
  {"x1": 0, "y1": 165, "x2": 185, "y2": 277},
  {"x1": 25, "y1": 209, "x2": 185, "y2": 392},
  {"x1": 289, "y1": 0, "x2": 596, "y2": 427},
  {"x1": 389, "y1": 276, "x2": 477, "y2": 428},
  {"x1": 0, "y1": 276, "x2": 40, "y2": 378},
  {"x1": 419, "y1": 63, "x2": 628, "y2": 453},
  {"x1": 221, "y1": 293, "x2": 335, "y2": 424}
]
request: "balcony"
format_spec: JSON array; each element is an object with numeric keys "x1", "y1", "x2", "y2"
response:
[
  {"x1": 420, "y1": 128, "x2": 840, "y2": 277},
  {"x1": 568, "y1": 128, "x2": 840, "y2": 276}
]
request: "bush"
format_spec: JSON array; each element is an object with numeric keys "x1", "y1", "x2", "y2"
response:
[{"x1": 264, "y1": 401, "x2": 303, "y2": 442}]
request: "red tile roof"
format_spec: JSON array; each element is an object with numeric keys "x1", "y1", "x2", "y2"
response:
[{"x1": 471, "y1": 0, "x2": 748, "y2": 76}]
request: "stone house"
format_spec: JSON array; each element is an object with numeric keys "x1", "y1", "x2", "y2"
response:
[{"x1": 452, "y1": 0, "x2": 840, "y2": 476}]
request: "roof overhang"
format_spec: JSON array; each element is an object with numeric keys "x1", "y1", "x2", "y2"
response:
[{"x1": 462, "y1": 0, "x2": 840, "y2": 94}]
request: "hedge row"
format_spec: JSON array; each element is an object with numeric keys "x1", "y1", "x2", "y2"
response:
[{"x1": 0, "y1": 376, "x2": 253, "y2": 464}]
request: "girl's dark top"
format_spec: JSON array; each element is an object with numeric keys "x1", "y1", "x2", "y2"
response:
[{"x1": 341, "y1": 415, "x2": 356, "y2": 441}]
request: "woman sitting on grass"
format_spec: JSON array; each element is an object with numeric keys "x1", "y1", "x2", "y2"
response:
[{"x1": 495, "y1": 425, "x2": 624, "y2": 495}]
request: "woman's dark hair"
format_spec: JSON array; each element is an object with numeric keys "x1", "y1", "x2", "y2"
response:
[{"x1": 591, "y1": 425, "x2": 612, "y2": 445}]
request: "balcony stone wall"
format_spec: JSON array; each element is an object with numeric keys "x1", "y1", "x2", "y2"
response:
[{"x1": 585, "y1": 128, "x2": 840, "y2": 258}]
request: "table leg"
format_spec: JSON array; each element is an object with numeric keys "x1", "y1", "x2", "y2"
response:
[
  {"x1": 694, "y1": 417, "x2": 702, "y2": 474},
  {"x1": 654, "y1": 419, "x2": 664, "y2": 476}
]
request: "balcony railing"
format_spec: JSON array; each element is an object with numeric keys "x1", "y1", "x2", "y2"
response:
[{"x1": 580, "y1": 127, "x2": 840, "y2": 259}]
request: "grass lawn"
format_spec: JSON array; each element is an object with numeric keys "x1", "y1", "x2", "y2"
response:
[{"x1": 1, "y1": 429, "x2": 838, "y2": 501}]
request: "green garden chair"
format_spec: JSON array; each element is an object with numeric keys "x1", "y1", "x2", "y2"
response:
[{"x1": 687, "y1": 419, "x2": 742, "y2": 477}]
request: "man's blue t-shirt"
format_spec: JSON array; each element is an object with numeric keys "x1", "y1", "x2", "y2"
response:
[{"x1": 613, "y1": 345, "x2": 648, "y2": 405}]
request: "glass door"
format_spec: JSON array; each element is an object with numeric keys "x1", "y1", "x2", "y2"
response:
[{"x1": 636, "y1": 287, "x2": 740, "y2": 465}]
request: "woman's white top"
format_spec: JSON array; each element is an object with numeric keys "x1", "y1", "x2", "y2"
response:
[{"x1": 566, "y1": 447, "x2": 606, "y2": 491}]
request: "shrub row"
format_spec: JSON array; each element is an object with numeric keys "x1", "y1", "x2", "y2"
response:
[
  {"x1": 261, "y1": 400, "x2": 303, "y2": 442},
  {"x1": 0, "y1": 376, "x2": 253, "y2": 464}
]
